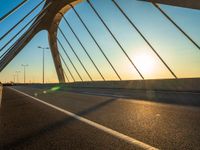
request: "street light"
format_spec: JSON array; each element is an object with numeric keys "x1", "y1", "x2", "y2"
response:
[
  {"x1": 21, "y1": 64, "x2": 28, "y2": 83},
  {"x1": 38, "y1": 46, "x2": 49, "y2": 84},
  {"x1": 15, "y1": 71, "x2": 20, "y2": 83},
  {"x1": 13, "y1": 73, "x2": 16, "y2": 83}
]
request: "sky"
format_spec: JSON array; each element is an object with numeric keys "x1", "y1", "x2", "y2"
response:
[{"x1": 0, "y1": 0, "x2": 200, "y2": 83}]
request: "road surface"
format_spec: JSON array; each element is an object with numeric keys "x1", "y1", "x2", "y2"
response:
[{"x1": 0, "y1": 85, "x2": 200, "y2": 149}]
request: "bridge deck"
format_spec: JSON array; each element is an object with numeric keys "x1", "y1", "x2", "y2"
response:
[{"x1": 0, "y1": 86, "x2": 200, "y2": 149}]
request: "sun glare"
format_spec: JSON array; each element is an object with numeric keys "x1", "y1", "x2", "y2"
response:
[{"x1": 134, "y1": 53, "x2": 155, "y2": 74}]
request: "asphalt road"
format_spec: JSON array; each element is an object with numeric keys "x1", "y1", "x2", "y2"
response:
[{"x1": 0, "y1": 86, "x2": 200, "y2": 150}]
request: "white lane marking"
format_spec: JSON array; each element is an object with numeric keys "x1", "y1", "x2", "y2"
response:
[
  {"x1": 9, "y1": 87, "x2": 159, "y2": 150},
  {"x1": 0, "y1": 86, "x2": 3, "y2": 107}
]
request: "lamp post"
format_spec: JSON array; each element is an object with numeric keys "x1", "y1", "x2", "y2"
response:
[
  {"x1": 21, "y1": 64, "x2": 28, "y2": 83},
  {"x1": 38, "y1": 46, "x2": 49, "y2": 84},
  {"x1": 13, "y1": 73, "x2": 16, "y2": 83},
  {"x1": 15, "y1": 71, "x2": 20, "y2": 83}
]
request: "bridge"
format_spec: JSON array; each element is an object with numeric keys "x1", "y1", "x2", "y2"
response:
[{"x1": 0, "y1": 0, "x2": 200, "y2": 149}]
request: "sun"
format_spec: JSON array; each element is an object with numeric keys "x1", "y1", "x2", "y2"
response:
[{"x1": 134, "y1": 53, "x2": 155, "y2": 74}]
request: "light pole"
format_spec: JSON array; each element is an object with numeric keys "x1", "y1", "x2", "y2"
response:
[
  {"x1": 38, "y1": 46, "x2": 49, "y2": 84},
  {"x1": 15, "y1": 71, "x2": 20, "y2": 83},
  {"x1": 21, "y1": 64, "x2": 28, "y2": 83},
  {"x1": 13, "y1": 73, "x2": 16, "y2": 83}
]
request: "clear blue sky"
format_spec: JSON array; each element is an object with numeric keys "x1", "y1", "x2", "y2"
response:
[{"x1": 0, "y1": 0, "x2": 200, "y2": 83}]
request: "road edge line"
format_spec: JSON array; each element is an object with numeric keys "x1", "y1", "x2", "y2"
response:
[{"x1": 9, "y1": 87, "x2": 159, "y2": 150}]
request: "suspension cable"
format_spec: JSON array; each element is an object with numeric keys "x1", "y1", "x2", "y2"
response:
[
  {"x1": 0, "y1": 0, "x2": 46, "y2": 41},
  {"x1": 61, "y1": 14, "x2": 105, "y2": 81},
  {"x1": 0, "y1": 23, "x2": 39, "y2": 70},
  {"x1": 0, "y1": 4, "x2": 49, "y2": 59},
  {"x1": 0, "y1": 0, "x2": 29, "y2": 22},
  {"x1": 62, "y1": 64, "x2": 70, "y2": 82},
  {"x1": 86, "y1": 0, "x2": 144, "y2": 80},
  {"x1": 0, "y1": 3, "x2": 49, "y2": 52},
  {"x1": 59, "y1": 52, "x2": 76, "y2": 82},
  {"x1": 152, "y1": 3, "x2": 200, "y2": 51},
  {"x1": 57, "y1": 37, "x2": 83, "y2": 81},
  {"x1": 57, "y1": 23, "x2": 93, "y2": 81},
  {"x1": 0, "y1": 19, "x2": 41, "y2": 62},
  {"x1": 112, "y1": 0, "x2": 177, "y2": 79},
  {"x1": 70, "y1": 4, "x2": 122, "y2": 80}
]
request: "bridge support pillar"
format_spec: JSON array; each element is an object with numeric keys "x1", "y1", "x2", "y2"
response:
[
  {"x1": 48, "y1": 31, "x2": 65, "y2": 83},
  {"x1": 47, "y1": 2, "x2": 81, "y2": 83}
]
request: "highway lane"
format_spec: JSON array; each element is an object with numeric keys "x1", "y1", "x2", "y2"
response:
[
  {"x1": 1, "y1": 86, "x2": 200, "y2": 149},
  {"x1": 18, "y1": 84, "x2": 200, "y2": 107},
  {"x1": 0, "y1": 87, "x2": 142, "y2": 150}
]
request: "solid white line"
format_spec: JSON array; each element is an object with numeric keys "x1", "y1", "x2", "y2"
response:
[{"x1": 9, "y1": 87, "x2": 159, "y2": 150}]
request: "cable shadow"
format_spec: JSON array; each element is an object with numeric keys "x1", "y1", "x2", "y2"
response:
[
  {"x1": 66, "y1": 88, "x2": 200, "y2": 107},
  {"x1": 1, "y1": 97, "x2": 116, "y2": 149}
]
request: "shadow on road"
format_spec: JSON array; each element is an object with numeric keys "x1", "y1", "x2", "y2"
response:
[
  {"x1": 65, "y1": 88, "x2": 200, "y2": 107},
  {"x1": 0, "y1": 89, "x2": 116, "y2": 149}
]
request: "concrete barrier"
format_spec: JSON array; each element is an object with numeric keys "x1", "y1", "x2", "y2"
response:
[
  {"x1": 61, "y1": 78, "x2": 200, "y2": 92},
  {"x1": 15, "y1": 78, "x2": 200, "y2": 92}
]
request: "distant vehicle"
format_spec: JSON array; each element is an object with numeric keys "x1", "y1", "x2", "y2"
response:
[{"x1": 2, "y1": 82, "x2": 14, "y2": 86}]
